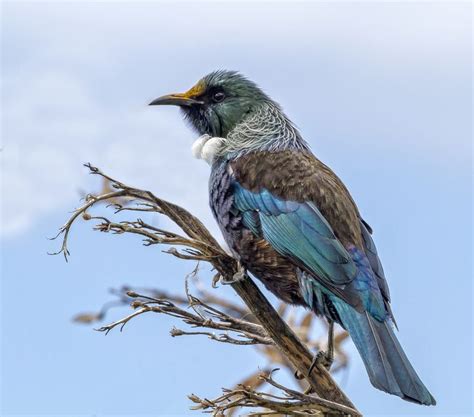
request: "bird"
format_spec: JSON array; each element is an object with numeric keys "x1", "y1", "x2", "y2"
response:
[{"x1": 149, "y1": 70, "x2": 436, "y2": 406}]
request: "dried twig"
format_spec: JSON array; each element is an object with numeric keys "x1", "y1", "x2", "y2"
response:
[
  {"x1": 95, "y1": 290, "x2": 273, "y2": 345},
  {"x1": 189, "y1": 370, "x2": 359, "y2": 416},
  {"x1": 74, "y1": 284, "x2": 350, "y2": 389}
]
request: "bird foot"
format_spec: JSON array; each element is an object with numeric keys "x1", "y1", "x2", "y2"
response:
[
  {"x1": 308, "y1": 350, "x2": 334, "y2": 376},
  {"x1": 221, "y1": 264, "x2": 247, "y2": 285}
]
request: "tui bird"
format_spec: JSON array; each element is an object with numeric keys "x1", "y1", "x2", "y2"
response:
[{"x1": 150, "y1": 70, "x2": 436, "y2": 406}]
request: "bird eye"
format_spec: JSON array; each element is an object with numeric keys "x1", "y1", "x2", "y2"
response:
[{"x1": 212, "y1": 91, "x2": 226, "y2": 103}]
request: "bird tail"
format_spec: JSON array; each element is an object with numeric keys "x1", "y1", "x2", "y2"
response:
[{"x1": 334, "y1": 302, "x2": 436, "y2": 406}]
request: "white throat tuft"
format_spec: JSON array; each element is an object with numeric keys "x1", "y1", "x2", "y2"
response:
[{"x1": 191, "y1": 134, "x2": 225, "y2": 165}]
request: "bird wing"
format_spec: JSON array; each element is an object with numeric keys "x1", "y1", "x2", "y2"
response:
[
  {"x1": 229, "y1": 150, "x2": 375, "y2": 304},
  {"x1": 233, "y1": 183, "x2": 358, "y2": 286}
]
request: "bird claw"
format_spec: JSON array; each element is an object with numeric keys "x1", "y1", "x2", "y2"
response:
[
  {"x1": 308, "y1": 350, "x2": 334, "y2": 376},
  {"x1": 317, "y1": 350, "x2": 334, "y2": 371},
  {"x1": 212, "y1": 273, "x2": 222, "y2": 288},
  {"x1": 221, "y1": 270, "x2": 246, "y2": 285},
  {"x1": 221, "y1": 264, "x2": 247, "y2": 285},
  {"x1": 294, "y1": 369, "x2": 305, "y2": 380}
]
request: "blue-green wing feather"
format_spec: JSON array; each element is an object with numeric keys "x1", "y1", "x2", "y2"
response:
[{"x1": 233, "y1": 183, "x2": 357, "y2": 286}]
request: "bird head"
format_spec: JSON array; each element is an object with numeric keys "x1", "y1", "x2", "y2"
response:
[{"x1": 149, "y1": 70, "x2": 270, "y2": 138}]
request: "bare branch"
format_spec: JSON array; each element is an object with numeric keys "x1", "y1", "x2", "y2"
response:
[
  {"x1": 95, "y1": 291, "x2": 273, "y2": 346},
  {"x1": 188, "y1": 370, "x2": 361, "y2": 416},
  {"x1": 54, "y1": 164, "x2": 359, "y2": 414},
  {"x1": 48, "y1": 190, "x2": 127, "y2": 260}
]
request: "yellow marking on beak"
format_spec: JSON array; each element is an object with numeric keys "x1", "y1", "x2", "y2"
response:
[{"x1": 180, "y1": 79, "x2": 206, "y2": 99}]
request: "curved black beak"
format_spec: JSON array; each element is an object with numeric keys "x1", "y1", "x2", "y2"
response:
[{"x1": 149, "y1": 93, "x2": 203, "y2": 107}]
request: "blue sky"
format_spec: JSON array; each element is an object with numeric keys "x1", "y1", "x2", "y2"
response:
[{"x1": 1, "y1": 1, "x2": 472, "y2": 416}]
